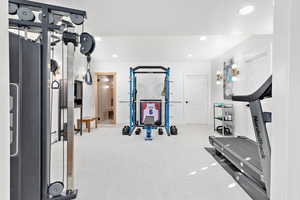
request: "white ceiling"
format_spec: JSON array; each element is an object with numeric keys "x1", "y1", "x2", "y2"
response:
[
  {"x1": 36, "y1": 0, "x2": 274, "y2": 61},
  {"x1": 94, "y1": 35, "x2": 250, "y2": 61},
  {"x1": 44, "y1": 0, "x2": 274, "y2": 36}
]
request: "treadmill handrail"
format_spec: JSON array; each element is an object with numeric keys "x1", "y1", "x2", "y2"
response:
[{"x1": 232, "y1": 76, "x2": 272, "y2": 102}]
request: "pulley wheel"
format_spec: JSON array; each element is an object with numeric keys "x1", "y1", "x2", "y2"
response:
[
  {"x1": 80, "y1": 32, "x2": 96, "y2": 56},
  {"x1": 17, "y1": 7, "x2": 35, "y2": 21},
  {"x1": 48, "y1": 181, "x2": 64, "y2": 197},
  {"x1": 9, "y1": 3, "x2": 18, "y2": 15},
  {"x1": 70, "y1": 14, "x2": 84, "y2": 25}
]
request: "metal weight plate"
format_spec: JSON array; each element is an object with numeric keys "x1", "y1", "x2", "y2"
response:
[
  {"x1": 70, "y1": 14, "x2": 84, "y2": 25},
  {"x1": 17, "y1": 7, "x2": 35, "y2": 21},
  {"x1": 9, "y1": 3, "x2": 18, "y2": 15},
  {"x1": 38, "y1": 12, "x2": 54, "y2": 24},
  {"x1": 48, "y1": 181, "x2": 64, "y2": 197},
  {"x1": 80, "y1": 32, "x2": 96, "y2": 56}
]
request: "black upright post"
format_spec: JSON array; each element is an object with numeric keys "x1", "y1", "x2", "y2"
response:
[{"x1": 41, "y1": 7, "x2": 50, "y2": 200}]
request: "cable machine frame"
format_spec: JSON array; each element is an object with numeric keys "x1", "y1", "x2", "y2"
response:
[{"x1": 8, "y1": 0, "x2": 87, "y2": 200}]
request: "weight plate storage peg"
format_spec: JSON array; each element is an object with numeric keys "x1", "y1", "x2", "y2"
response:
[
  {"x1": 17, "y1": 7, "x2": 35, "y2": 21},
  {"x1": 80, "y1": 32, "x2": 96, "y2": 56},
  {"x1": 9, "y1": 3, "x2": 18, "y2": 15},
  {"x1": 70, "y1": 14, "x2": 84, "y2": 25},
  {"x1": 48, "y1": 181, "x2": 64, "y2": 197}
]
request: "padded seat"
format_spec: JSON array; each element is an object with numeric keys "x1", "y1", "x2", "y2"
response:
[{"x1": 144, "y1": 116, "x2": 155, "y2": 126}]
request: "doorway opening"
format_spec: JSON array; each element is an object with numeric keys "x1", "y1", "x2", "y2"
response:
[{"x1": 95, "y1": 72, "x2": 116, "y2": 125}]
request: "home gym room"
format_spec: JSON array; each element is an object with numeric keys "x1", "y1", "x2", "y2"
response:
[{"x1": 1, "y1": 0, "x2": 300, "y2": 200}]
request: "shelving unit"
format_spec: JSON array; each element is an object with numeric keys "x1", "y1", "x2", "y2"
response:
[{"x1": 213, "y1": 103, "x2": 234, "y2": 135}]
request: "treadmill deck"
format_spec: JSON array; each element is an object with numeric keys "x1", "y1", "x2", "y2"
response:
[{"x1": 211, "y1": 137, "x2": 262, "y2": 171}]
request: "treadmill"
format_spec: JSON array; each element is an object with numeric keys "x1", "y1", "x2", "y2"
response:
[{"x1": 209, "y1": 76, "x2": 272, "y2": 200}]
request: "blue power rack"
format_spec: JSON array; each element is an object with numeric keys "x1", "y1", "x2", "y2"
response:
[{"x1": 122, "y1": 66, "x2": 178, "y2": 140}]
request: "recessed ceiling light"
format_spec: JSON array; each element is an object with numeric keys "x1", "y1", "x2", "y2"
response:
[
  {"x1": 200, "y1": 36, "x2": 207, "y2": 41},
  {"x1": 112, "y1": 54, "x2": 119, "y2": 58},
  {"x1": 239, "y1": 5, "x2": 255, "y2": 16},
  {"x1": 95, "y1": 36, "x2": 103, "y2": 42}
]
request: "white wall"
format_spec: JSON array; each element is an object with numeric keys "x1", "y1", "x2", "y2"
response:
[
  {"x1": 211, "y1": 35, "x2": 273, "y2": 138},
  {"x1": 49, "y1": 45, "x2": 85, "y2": 139},
  {"x1": 83, "y1": 60, "x2": 211, "y2": 125},
  {"x1": 271, "y1": 0, "x2": 300, "y2": 199},
  {"x1": 0, "y1": 1, "x2": 10, "y2": 200}
]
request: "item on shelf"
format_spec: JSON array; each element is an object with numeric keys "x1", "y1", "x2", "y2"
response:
[
  {"x1": 216, "y1": 126, "x2": 231, "y2": 135},
  {"x1": 213, "y1": 103, "x2": 234, "y2": 135}
]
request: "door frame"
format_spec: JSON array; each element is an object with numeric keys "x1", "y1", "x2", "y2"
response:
[
  {"x1": 94, "y1": 72, "x2": 117, "y2": 124},
  {"x1": 183, "y1": 73, "x2": 209, "y2": 125}
]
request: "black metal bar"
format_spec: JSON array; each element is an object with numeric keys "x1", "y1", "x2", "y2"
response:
[
  {"x1": 58, "y1": 92, "x2": 62, "y2": 141},
  {"x1": 9, "y1": 0, "x2": 87, "y2": 17},
  {"x1": 133, "y1": 76, "x2": 137, "y2": 126},
  {"x1": 133, "y1": 66, "x2": 168, "y2": 72},
  {"x1": 41, "y1": 6, "x2": 49, "y2": 200},
  {"x1": 140, "y1": 99, "x2": 162, "y2": 102},
  {"x1": 213, "y1": 104, "x2": 216, "y2": 131},
  {"x1": 80, "y1": 105, "x2": 83, "y2": 136},
  {"x1": 9, "y1": 19, "x2": 61, "y2": 32},
  {"x1": 136, "y1": 125, "x2": 166, "y2": 128},
  {"x1": 134, "y1": 71, "x2": 167, "y2": 74}
]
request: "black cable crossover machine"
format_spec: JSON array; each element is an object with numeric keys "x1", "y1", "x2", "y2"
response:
[{"x1": 8, "y1": 0, "x2": 95, "y2": 200}]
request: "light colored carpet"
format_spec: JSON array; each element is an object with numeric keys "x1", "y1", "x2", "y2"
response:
[{"x1": 51, "y1": 125, "x2": 251, "y2": 200}]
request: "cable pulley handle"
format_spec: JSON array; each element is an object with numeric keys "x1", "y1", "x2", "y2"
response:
[{"x1": 84, "y1": 55, "x2": 93, "y2": 85}]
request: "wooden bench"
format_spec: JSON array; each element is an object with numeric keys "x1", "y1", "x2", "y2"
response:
[{"x1": 77, "y1": 117, "x2": 97, "y2": 133}]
